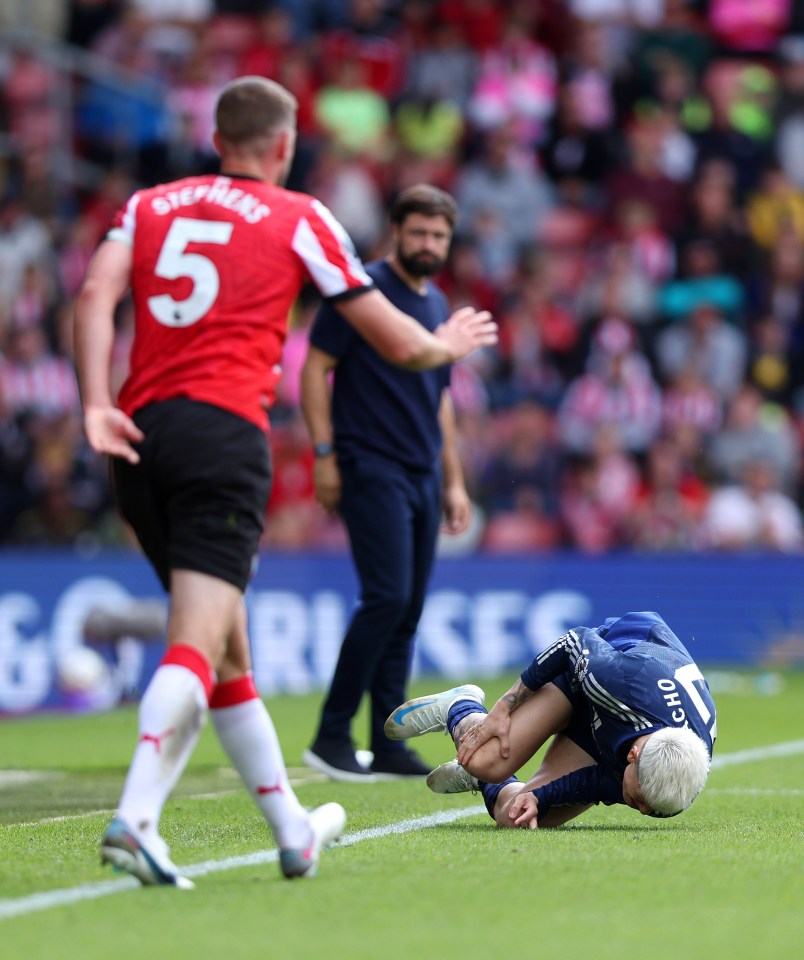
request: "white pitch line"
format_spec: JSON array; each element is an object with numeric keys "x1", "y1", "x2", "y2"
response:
[
  {"x1": 2, "y1": 737, "x2": 803, "y2": 922},
  {"x1": 0, "y1": 806, "x2": 486, "y2": 921},
  {"x1": 710, "y1": 739, "x2": 804, "y2": 769}
]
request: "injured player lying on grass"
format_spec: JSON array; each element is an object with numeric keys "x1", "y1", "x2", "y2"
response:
[{"x1": 385, "y1": 611, "x2": 715, "y2": 828}]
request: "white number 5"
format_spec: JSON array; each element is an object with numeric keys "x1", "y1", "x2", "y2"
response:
[{"x1": 148, "y1": 217, "x2": 233, "y2": 327}]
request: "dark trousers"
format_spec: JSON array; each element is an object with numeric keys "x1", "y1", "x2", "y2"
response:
[{"x1": 315, "y1": 454, "x2": 441, "y2": 754}]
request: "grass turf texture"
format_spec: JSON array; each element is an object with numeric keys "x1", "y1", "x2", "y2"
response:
[{"x1": 1, "y1": 670, "x2": 802, "y2": 960}]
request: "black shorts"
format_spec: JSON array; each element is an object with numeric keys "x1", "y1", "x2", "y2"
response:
[
  {"x1": 113, "y1": 398, "x2": 272, "y2": 592},
  {"x1": 551, "y1": 673, "x2": 602, "y2": 763}
]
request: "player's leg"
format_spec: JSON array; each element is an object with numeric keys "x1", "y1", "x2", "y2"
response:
[
  {"x1": 212, "y1": 601, "x2": 310, "y2": 842},
  {"x1": 104, "y1": 570, "x2": 240, "y2": 887},
  {"x1": 391, "y1": 680, "x2": 573, "y2": 786},
  {"x1": 491, "y1": 734, "x2": 597, "y2": 828},
  {"x1": 460, "y1": 683, "x2": 575, "y2": 784},
  {"x1": 211, "y1": 599, "x2": 345, "y2": 877}
]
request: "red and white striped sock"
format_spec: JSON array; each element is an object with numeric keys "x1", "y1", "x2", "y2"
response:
[
  {"x1": 117, "y1": 645, "x2": 213, "y2": 843},
  {"x1": 211, "y1": 675, "x2": 310, "y2": 849}
]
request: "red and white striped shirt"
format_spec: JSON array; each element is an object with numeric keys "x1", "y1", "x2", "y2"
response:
[{"x1": 111, "y1": 174, "x2": 372, "y2": 429}]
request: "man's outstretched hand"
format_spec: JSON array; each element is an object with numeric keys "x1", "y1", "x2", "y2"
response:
[{"x1": 436, "y1": 307, "x2": 497, "y2": 362}]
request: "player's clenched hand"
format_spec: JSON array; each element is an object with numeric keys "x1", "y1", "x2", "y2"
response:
[
  {"x1": 436, "y1": 307, "x2": 497, "y2": 362},
  {"x1": 313, "y1": 457, "x2": 342, "y2": 512},
  {"x1": 508, "y1": 791, "x2": 538, "y2": 829},
  {"x1": 457, "y1": 706, "x2": 511, "y2": 766},
  {"x1": 84, "y1": 406, "x2": 144, "y2": 464}
]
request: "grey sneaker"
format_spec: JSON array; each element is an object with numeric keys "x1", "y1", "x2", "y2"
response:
[
  {"x1": 101, "y1": 817, "x2": 194, "y2": 889},
  {"x1": 280, "y1": 802, "x2": 347, "y2": 879},
  {"x1": 426, "y1": 760, "x2": 479, "y2": 795},
  {"x1": 384, "y1": 685, "x2": 485, "y2": 740}
]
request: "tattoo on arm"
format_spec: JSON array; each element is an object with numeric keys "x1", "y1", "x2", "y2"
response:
[{"x1": 501, "y1": 680, "x2": 533, "y2": 715}]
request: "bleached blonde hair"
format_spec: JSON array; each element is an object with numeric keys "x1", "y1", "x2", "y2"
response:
[{"x1": 637, "y1": 727, "x2": 711, "y2": 816}]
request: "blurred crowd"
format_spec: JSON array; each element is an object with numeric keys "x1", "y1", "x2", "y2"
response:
[{"x1": 2, "y1": 0, "x2": 804, "y2": 554}]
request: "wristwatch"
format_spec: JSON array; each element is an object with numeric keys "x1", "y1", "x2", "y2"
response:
[{"x1": 313, "y1": 441, "x2": 336, "y2": 458}]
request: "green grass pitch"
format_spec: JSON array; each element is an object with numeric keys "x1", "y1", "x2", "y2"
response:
[{"x1": 1, "y1": 669, "x2": 802, "y2": 960}]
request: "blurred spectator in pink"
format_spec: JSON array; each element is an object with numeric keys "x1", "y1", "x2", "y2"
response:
[
  {"x1": 626, "y1": 435, "x2": 709, "y2": 551},
  {"x1": 654, "y1": 302, "x2": 747, "y2": 403},
  {"x1": 557, "y1": 316, "x2": 662, "y2": 456},
  {"x1": 701, "y1": 460, "x2": 804, "y2": 553},
  {"x1": 561, "y1": 19, "x2": 619, "y2": 134},
  {"x1": 466, "y1": 9, "x2": 558, "y2": 148},
  {"x1": 706, "y1": 0, "x2": 791, "y2": 56}
]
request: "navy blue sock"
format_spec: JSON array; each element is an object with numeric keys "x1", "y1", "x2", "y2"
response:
[
  {"x1": 446, "y1": 698, "x2": 487, "y2": 738},
  {"x1": 481, "y1": 777, "x2": 520, "y2": 819}
]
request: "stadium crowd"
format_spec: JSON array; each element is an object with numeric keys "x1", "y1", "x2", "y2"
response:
[{"x1": 1, "y1": 0, "x2": 804, "y2": 554}]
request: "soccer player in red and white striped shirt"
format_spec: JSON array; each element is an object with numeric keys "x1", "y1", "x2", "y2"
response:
[{"x1": 74, "y1": 75, "x2": 496, "y2": 888}]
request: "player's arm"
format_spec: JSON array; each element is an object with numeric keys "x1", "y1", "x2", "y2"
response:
[
  {"x1": 335, "y1": 289, "x2": 496, "y2": 370},
  {"x1": 439, "y1": 392, "x2": 471, "y2": 535},
  {"x1": 530, "y1": 766, "x2": 625, "y2": 826},
  {"x1": 458, "y1": 629, "x2": 593, "y2": 766},
  {"x1": 457, "y1": 676, "x2": 538, "y2": 765},
  {"x1": 74, "y1": 238, "x2": 144, "y2": 463},
  {"x1": 300, "y1": 344, "x2": 341, "y2": 512},
  {"x1": 520, "y1": 628, "x2": 590, "y2": 692}
]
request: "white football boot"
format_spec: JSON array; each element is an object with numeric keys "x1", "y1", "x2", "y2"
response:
[
  {"x1": 279, "y1": 802, "x2": 347, "y2": 879},
  {"x1": 384, "y1": 685, "x2": 485, "y2": 740}
]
